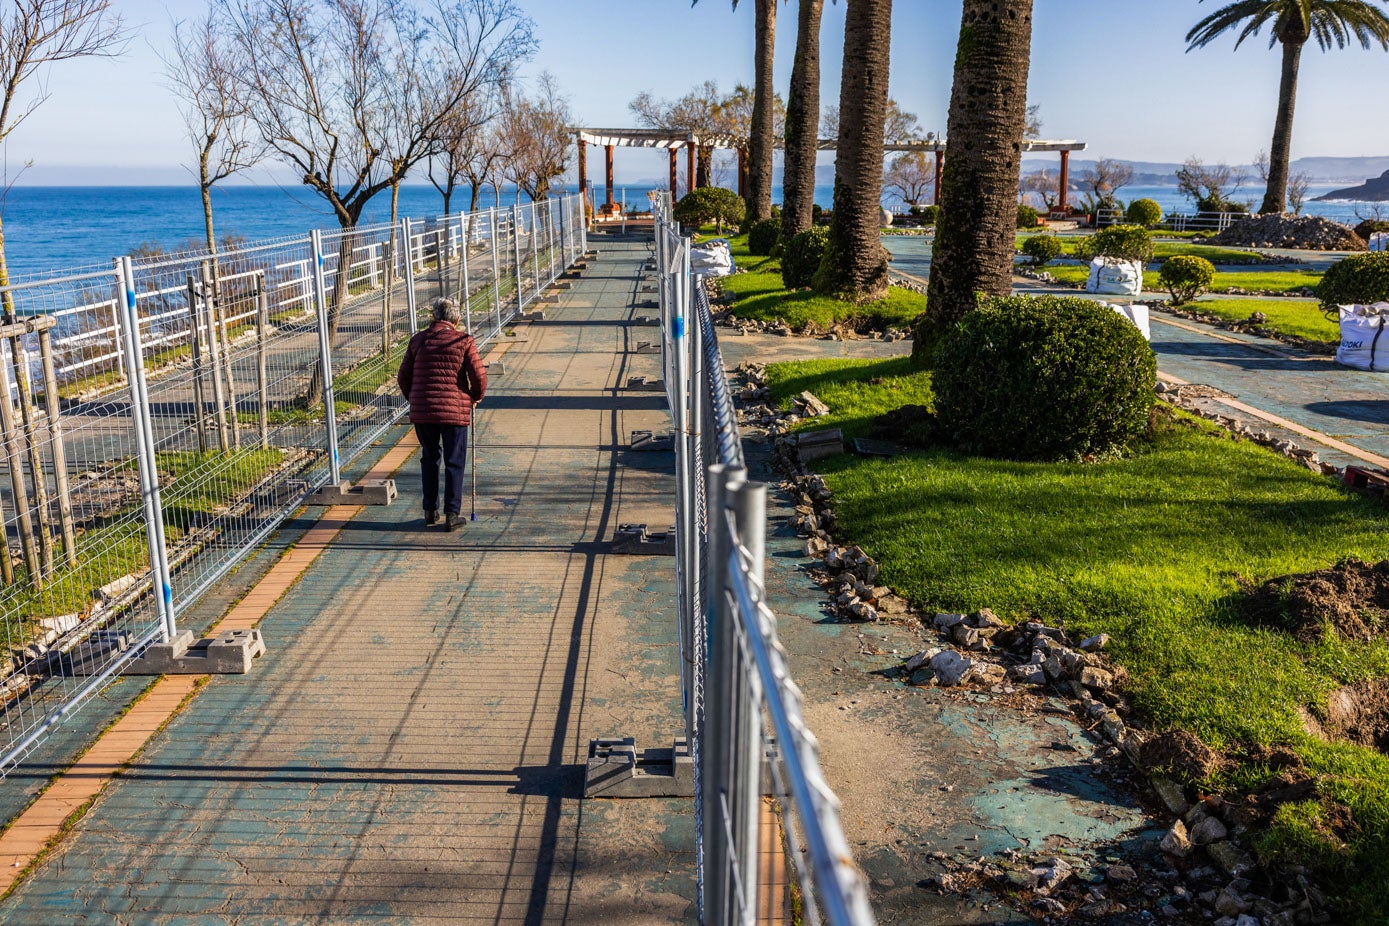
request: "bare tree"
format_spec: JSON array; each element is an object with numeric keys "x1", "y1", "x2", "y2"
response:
[
  {"x1": 1078, "y1": 158, "x2": 1134, "y2": 206},
  {"x1": 1175, "y1": 156, "x2": 1249, "y2": 212},
  {"x1": 1287, "y1": 171, "x2": 1312, "y2": 214},
  {"x1": 428, "y1": 90, "x2": 500, "y2": 215},
  {"x1": 498, "y1": 73, "x2": 573, "y2": 201},
  {"x1": 163, "y1": 13, "x2": 262, "y2": 255},
  {"x1": 883, "y1": 151, "x2": 933, "y2": 206},
  {"x1": 0, "y1": 0, "x2": 127, "y2": 299},
  {"x1": 1019, "y1": 167, "x2": 1058, "y2": 211},
  {"x1": 1254, "y1": 149, "x2": 1271, "y2": 183},
  {"x1": 1024, "y1": 103, "x2": 1042, "y2": 138},
  {"x1": 821, "y1": 98, "x2": 921, "y2": 143}
]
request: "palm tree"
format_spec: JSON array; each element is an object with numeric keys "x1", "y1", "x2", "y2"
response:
[
  {"x1": 697, "y1": 0, "x2": 778, "y2": 221},
  {"x1": 1187, "y1": 0, "x2": 1389, "y2": 215},
  {"x1": 781, "y1": 0, "x2": 825, "y2": 242},
  {"x1": 812, "y1": 0, "x2": 892, "y2": 301},
  {"x1": 917, "y1": 0, "x2": 1035, "y2": 361}
]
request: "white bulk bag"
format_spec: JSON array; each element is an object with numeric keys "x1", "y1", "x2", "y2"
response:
[
  {"x1": 1086, "y1": 257, "x2": 1144, "y2": 296},
  {"x1": 691, "y1": 238, "x2": 734, "y2": 278},
  {"x1": 1369, "y1": 232, "x2": 1389, "y2": 253},
  {"x1": 1335, "y1": 303, "x2": 1389, "y2": 372},
  {"x1": 1111, "y1": 303, "x2": 1151, "y2": 341}
]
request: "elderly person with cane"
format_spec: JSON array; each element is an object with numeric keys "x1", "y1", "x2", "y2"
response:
[{"x1": 396, "y1": 297, "x2": 487, "y2": 531}]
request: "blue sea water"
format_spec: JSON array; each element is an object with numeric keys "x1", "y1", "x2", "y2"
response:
[{"x1": 2, "y1": 180, "x2": 1382, "y2": 277}]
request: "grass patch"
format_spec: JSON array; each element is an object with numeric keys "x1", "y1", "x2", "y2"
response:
[
  {"x1": 1044, "y1": 265, "x2": 1322, "y2": 294},
  {"x1": 1187, "y1": 297, "x2": 1339, "y2": 344},
  {"x1": 763, "y1": 357, "x2": 933, "y2": 438},
  {"x1": 717, "y1": 233, "x2": 926, "y2": 330},
  {"x1": 765, "y1": 357, "x2": 1389, "y2": 923}
]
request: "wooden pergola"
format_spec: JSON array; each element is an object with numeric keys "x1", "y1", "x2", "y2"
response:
[{"x1": 573, "y1": 128, "x2": 1088, "y2": 215}]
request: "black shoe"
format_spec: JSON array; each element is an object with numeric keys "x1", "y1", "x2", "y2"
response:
[
  {"x1": 425, "y1": 510, "x2": 439, "y2": 526},
  {"x1": 446, "y1": 513, "x2": 463, "y2": 532}
]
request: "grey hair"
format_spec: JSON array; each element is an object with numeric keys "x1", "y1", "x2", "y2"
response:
[{"x1": 431, "y1": 298, "x2": 461, "y2": 324}]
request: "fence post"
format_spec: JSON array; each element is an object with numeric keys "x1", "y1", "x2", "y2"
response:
[
  {"x1": 36, "y1": 326, "x2": 77, "y2": 568},
  {"x1": 310, "y1": 229, "x2": 342, "y2": 487},
  {"x1": 729, "y1": 477, "x2": 766, "y2": 922},
  {"x1": 254, "y1": 273, "x2": 270, "y2": 451},
  {"x1": 115, "y1": 255, "x2": 177, "y2": 643},
  {"x1": 198, "y1": 261, "x2": 231, "y2": 453},
  {"x1": 489, "y1": 207, "x2": 502, "y2": 337},
  {"x1": 400, "y1": 219, "x2": 419, "y2": 336},
  {"x1": 0, "y1": 340, "x2": 40, "y2": 583},
  {"x1": 580, "y1": 194, "x2": 588, "y2": 255},
  {"x1": 530, "y1": 202, "x2": 542, "y2": 299},
  {"x1": 512, "y1": 204, "x2": 525, "y2": 311},
  {"x1": 459, "y1": 213, "x2": 473, "y2": 335}
]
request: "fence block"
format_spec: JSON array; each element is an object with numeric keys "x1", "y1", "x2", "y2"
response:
[
  {"x1": 125, "y1": 628, "x2": 266, "y2": 675},
  {"x1": 584, "y1": 736, "x2": 693, "y2": 798}
]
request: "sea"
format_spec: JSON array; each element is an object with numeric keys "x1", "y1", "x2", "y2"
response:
[{"x1": 0, "y1": 181, "x2": 1382, "y2": 278}]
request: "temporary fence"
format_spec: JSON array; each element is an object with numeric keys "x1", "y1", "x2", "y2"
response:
[
  {"x1": 1093, "y1": 206, "x2": 1364, "y2": 232},
  {"x1": 651, "y1": 192, "x2": 876, "y2": 925},
  {"x1": 0, "y1": 193, "x2": 586, "y2": 775}
]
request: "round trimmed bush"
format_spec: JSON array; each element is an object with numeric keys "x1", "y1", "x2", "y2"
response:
[
  {"x1": 1158, "y1": 255, "x2": 1216, "y2": 305},
  {"x1": 746, "y1": 217, "x2": 780, "y2": 256},
  {"x1": 1017, "y1": 203, "x2": 1041, "y2": 229},
  {"x1": 673, "y1": 186, "x2": 745, "y2": 233},
  {"x1": 1316, "y1": 252, "x2": 1389, "y2": 307},
  {"x1": 1126, "y1": 198, "x2": 1163, "y2": 228},
  {"x1": 913, "y1": 204, "x2": 939, "y2": 225},
  {"x1": 782, "y1": 226, "x2": 830, "y2": 290},
  {"x1": 932, "y1": 295, "x2": 1156, "y2": 461},
  {"x1": 1022, "y1": 234, "x2": 1064, "y2": 267},
  {"x1": 1085, "y1": 224, "x2": 1154, "y2": 263}
]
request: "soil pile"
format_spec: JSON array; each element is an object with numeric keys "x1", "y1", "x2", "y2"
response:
[{"x1": 1245, "y1": 558, "x2": 1389, "y2": 642}]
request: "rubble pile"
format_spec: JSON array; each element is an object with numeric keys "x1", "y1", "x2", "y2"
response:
[{"x1": 1212, "y1": 214, "x2": 1366, "y2": 252}]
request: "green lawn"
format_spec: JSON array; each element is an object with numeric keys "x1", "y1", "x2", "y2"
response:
[
  {"x1": 1187, "y1": 297, "x2": 1340, "y2": 344},
  {"x1": 765, "y1": 357, "x2": 1389, "y2": 923},
  {"x1": 1044, "y1": 264, "x2": 1322, "y2": 295},
  {"x1": 1018, "y1": 234, "x2": 1262, "y2": 264},
  {"x1": 717, "y1": 233, "x2": 926, "y2": 330}
]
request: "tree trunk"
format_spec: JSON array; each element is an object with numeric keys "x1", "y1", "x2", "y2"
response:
[
  {"x1": 1260, "y1": 38, "x2": 1302, "y2": 215},
  {"x1": 746, "y1": 0, "x2": 778, "y2": 223},
  {"x1": 919, "y1": 0, "x2": 1035, "y2": 360},
  {"x1": 201, "y1": 183, "x2": 216, "y2": 254},
  {"x1": 813, "y1": 0, "x2": 892, "y2": 301},
  {"x1": 469, "y1": 183, "x2": 481, "y2": 213},
  {"x1": 782, "y1": 0, "x2": 824, "y2": 242},
  {"x1": 696, "y1": 145, "x2": 713, "y2": 189}
]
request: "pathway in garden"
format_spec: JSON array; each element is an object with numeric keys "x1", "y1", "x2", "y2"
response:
[{"x1": 0, "y1": 235, "x2": 696, "y2": 924}]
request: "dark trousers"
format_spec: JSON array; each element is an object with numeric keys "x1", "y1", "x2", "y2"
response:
[{"x1": 414, "y1": 423, "x2": 468, "y2": 515}]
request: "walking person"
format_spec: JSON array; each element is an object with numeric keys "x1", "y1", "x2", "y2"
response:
[{"x1": 397, "y1": 298, "x2": 487, "y2": 531}]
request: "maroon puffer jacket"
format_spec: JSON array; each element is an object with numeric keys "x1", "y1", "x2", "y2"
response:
[{"x1": 396, "y1": 321, "x2": 487, "y2": 425}]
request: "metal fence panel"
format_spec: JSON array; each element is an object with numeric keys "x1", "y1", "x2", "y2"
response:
[{"x1": 0, "y1": 194, "x2": 583, "y2": 776}]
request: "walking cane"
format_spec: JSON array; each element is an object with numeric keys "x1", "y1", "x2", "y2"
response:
[{"x1": 470, "y1": 404, "x2": 478, "y2": 521}]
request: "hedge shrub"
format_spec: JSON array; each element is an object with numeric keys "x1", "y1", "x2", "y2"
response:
[
  {"x1": 1126, "y1": 198, "x2": 1163, "y2": 227},
  {"x1": 746, "y1": 217, "x2": 781, "y2": 256},
  {"x1": 782, "y1": 226, "x2": 830, "y2": 290},
  {"x1": 911, "y1": 204, "x2": 940, "y2": 225},
  {"x1": 673, "y1": 187, "x2": 745, "y2": 233},
  {"x1": 1159, "y1": 255, "x2": 1217, "y2": 305},
  {"x1": 1316, "y1": 252, "x2": 1389, "y2": 307},
  {"x1": 1017, "y1": 203, "x2": 1041, "y2": 229},
  {"x1": 1075, "y1": 224, "x2": 1154, "y2": 263},
  {"x1": 932, "y1": 295, "x2": 1156, "y2": 461},
  {"x1": 1022, "y1": 234, "x2": 1064, "y2": 267}
]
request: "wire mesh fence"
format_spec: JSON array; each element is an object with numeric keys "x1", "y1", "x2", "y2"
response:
[
  {"x1": 0, "y1": 193, "x2": 585, "y2": 775},
  {"x1": 651, "y1": 192, "x2": 875, "y2": 925}
]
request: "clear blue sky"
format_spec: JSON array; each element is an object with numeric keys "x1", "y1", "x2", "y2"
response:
[{"x1": 10, "y1": 0, "x2": 1389, "y2": 184}]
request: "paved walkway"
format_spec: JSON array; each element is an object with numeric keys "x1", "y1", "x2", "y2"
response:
[{"x1": 0, "y1": 236, "x2": 695, "y2": 924}]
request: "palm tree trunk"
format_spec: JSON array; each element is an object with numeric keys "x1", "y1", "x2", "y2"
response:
[
  {"x1": 812, "y1": 0, "x2": 892, "y2": 301},
  {"x1": 782, "y1": 0, "x2": 824, "y2": 241},
  {"x1": 746, "y1": 0, "x2": 777, "y2": 223},
  {"x1": 919, "y1": 0, "x2": 1035, "y2": 360},
  {"x1": 1260, "y1": 37, "x2": 1303, "y2": 215}
]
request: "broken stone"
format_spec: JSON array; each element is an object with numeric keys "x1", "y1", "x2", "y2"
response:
[
  {"x1": 974, "y1": 663, "x2": 1008, "y2": 684},
  {"x1": 39, "y1": 613, "x2": 82, "y2": 635},
  {"x1": 1106, "y1": 863, "x2": 1137, "y2": 883},
  {"x1": 929, "y1": 649, "x2": 973, "y2": 687},
  {"x1": 1215, "y1": 888, "x2": 1252, "y2": 916},
  {"x1": 970, "y1": 608, "x2": 1005, "y2": 630},
  {"x1": 1206, "y1": 841, "x2": 1254, "y2": 878},
  {"x1": 1009, "y1": 664, "x2": 1046, "y2": 685},
  {"x1": 1160, "y1": 820, "x2": 1192, "y2": 858},
  {"x1": 805, "y1": 536, "x2": 828, "y2": 557},
  {"x1": 1233, "y1": 916, "x2": 1261, "y2": 926},
  {"x1": 1042, "y1": 655, "x2": 1066, "y2": 681},
  {"x1": 1079, "y1": 633, "x2": 1110, "y2": 652},
  {"x1": 849, "y1": 601, "x2": 880, "y2": 623},
  {"x1": 1152, "y1": 777, "x2": 1192, "y2": 816},
  {"x1": 1080, "y1": 666, "x2": 1115, "y2": 690},
  {"x1": 98, "y1": 573, "x2": 141, "y2": 601},
  {"x1": 876, "y1": 594, "x2": 909, "y2": 616},
  {"x1": 1190, "y1": 815, "x2": 1228, "y2": 846},
  {"x1": 933, "y1": 612, "x2": 965, "y2": 631},
  {"x1": 951, "y1": 624, "x2": 982, "y2": 649},
  {"x1": 1002, "y1": 868, "x2": 1038, "y2": 890},
  {"x1": 904, "y1": 648, "x2": 939, "y2": 672}
]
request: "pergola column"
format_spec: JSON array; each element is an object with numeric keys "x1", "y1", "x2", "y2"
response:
[
  {"x1": 577, "y1": 139, "x2": 588, "y2": 217},
  {"x1": 933, "y1": 150, "x2": 944, "y2": 206},
  {"x1": 1057, "y1": 149, "x2": 1070, "y2": 213},
  {"x1": 669, "y1": 148, "x2": 679, "y2": 201},
  {"x1": 686, "y1": 143, "x2": 696, "y2": 196},
  {"x1": 603, "y1": 144, "x2": 616, "y2": 215}
]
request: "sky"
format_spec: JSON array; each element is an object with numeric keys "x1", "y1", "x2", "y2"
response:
[{"x1": 9, "y1": 0, "x2": 1389, "y2": 185}]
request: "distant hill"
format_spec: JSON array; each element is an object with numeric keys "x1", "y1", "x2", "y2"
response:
[
  {"x1": 1314, "y1": 169, "x2": 1389, "y2": 202},
  {"x1": 1020, "y1": 155, "x2": 1389, "y2": 185}
]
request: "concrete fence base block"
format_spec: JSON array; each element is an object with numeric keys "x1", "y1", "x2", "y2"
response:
[
  {"x1": 633, "y1": 341, "x2": 660, "y2": 355},
  {"x1": 611, "y1": 523, "x2": 676, "y2": 555},
  {"x1": 632, "y1": 315, "x2": 659, "y2": 326},
  {"x1": 304, "y1": 479, "x2": 397, "y2": 506},
  {"x1": 487, "y1": 360, "x2": 506, "y2": 375},
  {"x1": 553, "y1": 280, "x2": 573, "y2": 290},
  {"x1": 584, "y1": 736, "x2": 693, "y2": 798},
  {"x1": 628, "y1": 430, "x2": 674, "y2": 452},
  {"x1": 625, "y1": 375, "x2": 664, "y2": 392},
  {"x1": 125, "y1": 628, "x2": 266, "y2": 676},
  {"x1": 52, "y1": 631, "x2": 131, "y2": 677},
  {"x1": 520, "y1": 309, "x2": 545, "y2": 322}
]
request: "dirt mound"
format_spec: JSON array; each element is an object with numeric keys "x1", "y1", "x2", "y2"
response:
[
  {"x1": 1141, "y1": 730, "x2": 1222, "y2": 782},
  {"x1": 1244, "y1": 558, "x2": 1389, "y2": 643},
  {"x1": 1315, "y1": 680, "x2": 1389, "y2": 753},
  {"x1": 1212, "y1": 213, "x2": 1366, "y2": 251}
]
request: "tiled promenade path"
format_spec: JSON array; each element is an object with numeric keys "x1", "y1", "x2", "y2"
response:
[{"x1": 0, "y1": 236, "x2": 696, "y2": 924}]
